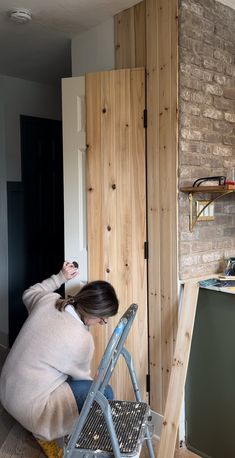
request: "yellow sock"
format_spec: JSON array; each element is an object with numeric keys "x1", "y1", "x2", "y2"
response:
[{"x1": 36, "y1": 438, "x2": 63, "y2": 458}]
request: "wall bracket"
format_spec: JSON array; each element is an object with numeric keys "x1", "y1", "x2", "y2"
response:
[{"x1": 180, "y1": 185, "x2": 235, "y2": 232}]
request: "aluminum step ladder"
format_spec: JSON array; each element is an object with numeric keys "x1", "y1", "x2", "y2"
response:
[{"x1": 64, "y1": 303, "x2": 155, "y2": 458}]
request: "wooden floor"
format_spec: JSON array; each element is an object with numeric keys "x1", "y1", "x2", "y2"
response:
[{"x1": 0, "y1": 346, "x2": 198, "y2": 457}]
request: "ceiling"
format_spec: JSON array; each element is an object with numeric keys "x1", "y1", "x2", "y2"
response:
[
  {"x1": 0, "y1": 0, "x2": 141, "y2": 86},
  {"x1": 0, "y1": 0, "x2": 234, "y2": 87}
]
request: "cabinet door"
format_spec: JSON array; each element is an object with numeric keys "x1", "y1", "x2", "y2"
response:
[{"x1": 86, "y1": 68, "x2": 148, "y2": 400}]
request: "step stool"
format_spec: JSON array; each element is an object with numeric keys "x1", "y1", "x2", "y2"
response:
[{"x1": 64, "y1": 304, "x2": 155, "y2": 458}]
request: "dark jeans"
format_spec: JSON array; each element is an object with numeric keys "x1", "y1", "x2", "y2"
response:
[{"x1": 67, "y1": 379, "x2": 114, "y2": 412}]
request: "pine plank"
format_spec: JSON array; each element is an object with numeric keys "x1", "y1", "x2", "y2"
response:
[
  {"x1": 146, "y1": 0, "x2": 178, "y2": 413},
  {"x1": 86, "y1": 68, "x2": 148, "y2": 401},
  {"x1": 158, "y1": 281, "x2": 199, "y2": 458}
]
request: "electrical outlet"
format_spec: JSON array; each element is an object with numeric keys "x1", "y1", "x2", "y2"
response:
[{"x1": 196, "y1": 200, "x2": 215, "y2": 221}]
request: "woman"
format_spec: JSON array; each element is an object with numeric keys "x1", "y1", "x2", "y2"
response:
[{"x1": 0, "y1": 261, "x2": 119, "y2": 457}]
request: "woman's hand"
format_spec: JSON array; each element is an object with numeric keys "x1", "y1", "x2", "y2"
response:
[{"x1": 62, "y1": 261, "x2": 79, "y2": 281}]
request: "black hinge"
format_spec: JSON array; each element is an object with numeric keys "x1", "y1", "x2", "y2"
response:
[
  {"x1": 143, "y1": 109, "x2": 147, "y2": 128},
  {"x1": 144, "y1": 241, "x2": 149, "y2": 259},
  {"x1": 146, "y1": 373, "x2": 150, "y2": 393}
]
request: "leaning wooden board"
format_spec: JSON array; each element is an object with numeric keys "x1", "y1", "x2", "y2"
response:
[{"x1": 158, "y1": 281, "x2": 199, "y2": 458}]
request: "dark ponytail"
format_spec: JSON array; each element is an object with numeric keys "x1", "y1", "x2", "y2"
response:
[{"x1": 56, "y1": 280, "x2": 119, "y2": 318}]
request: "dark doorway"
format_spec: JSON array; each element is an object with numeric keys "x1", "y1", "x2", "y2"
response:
[{"x1": 8, "y1": 115, "x2": 64, "y2": 346}]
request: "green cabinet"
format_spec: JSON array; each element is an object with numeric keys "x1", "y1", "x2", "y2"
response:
[{"x1": 185, "y1": 288, "x2": 235, "y2": 458}]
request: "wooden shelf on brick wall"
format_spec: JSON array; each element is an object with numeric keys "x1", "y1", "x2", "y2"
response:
[{"x1": 180, "y1": 184, "x2": 235, "y2": 232}]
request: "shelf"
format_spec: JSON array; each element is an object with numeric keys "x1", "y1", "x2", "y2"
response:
[{"x1": 180, "y1": 184, "x2": 235, "y2": 231}]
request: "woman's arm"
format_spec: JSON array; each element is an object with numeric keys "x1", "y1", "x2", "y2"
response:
[{"x1": 22, "y1": 261, "x2": 78, "y2": 314}]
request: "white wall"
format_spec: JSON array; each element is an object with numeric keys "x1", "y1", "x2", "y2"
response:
[
  {"x1": 0, "y1": 75, "x2": 61, "y2": 346},
  {"x1": 71, "y1": 17, "x2": 115, "y2": 76}
]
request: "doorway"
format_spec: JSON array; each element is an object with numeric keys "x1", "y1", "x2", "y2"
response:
[{"x1": 7, "y1": 115, "x2": 64, "y2": 346}]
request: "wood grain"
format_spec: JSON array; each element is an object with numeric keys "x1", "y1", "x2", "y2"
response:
[
  {"x1": 158, "y1": 281, "x2": 199, "y2": 458},
  {"x1": 114, "y1": 1, "x2": 146, "y2": 69},
  {"x1": 146, "y1": 0, "x2": 178, "y2": 412},
  {"x1": 86, "y1": 68, "x2": 148, "y2": 401}
]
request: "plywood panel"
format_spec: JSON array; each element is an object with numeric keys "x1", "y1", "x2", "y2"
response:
[
  {"x1": 86, "y1": 68, "x2": 148, "y2": 401},
  {"x1": 114, "y1": 1, "x2": 146, "y2": 69}
]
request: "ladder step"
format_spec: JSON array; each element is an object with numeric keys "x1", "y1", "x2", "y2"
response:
[{"x1": 75, "y1": 400, "x2": 150, "y2": 455}]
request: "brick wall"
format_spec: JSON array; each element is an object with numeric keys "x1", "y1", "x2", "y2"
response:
[{"x1": 179, "y1": 0, "x2": 235, "y2": 279}]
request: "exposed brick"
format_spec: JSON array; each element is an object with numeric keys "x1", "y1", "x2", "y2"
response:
[
  {"x1": 180, "y1": 63, "x2": 213, "y2": 82},
  {"x1": 180, "y1": 47, "x2": 202, "y2": 66},
  {"x1": 224, "y1": 227, "x2": 235, "y2": 236},
  {"x1": 179, "y1": 0, "x2": 235, "y2": 280},
  {"x1": 181, "y1": 128, "x2": 203, "y2": 140},
  {"x1": 223, "y1": 87, "x2": 235, "y2": 100},
  {"x1": 202, "y1": 251, "x2": 223, "y2": 263},
  {"x1": 180, "y1": 153, "x2": 202, "y2": 166},
  {"x1": 203, "y1": 57, "x2": 224, "y2": 72},
  {"x1": 179, "y1": 215, "x2": 191, "y2": 232},
  {"x1": 223, "y1": 136, "x2": 235, "y2": 145},
  {"x1": 204, "y1": 83, "x2": 223, "y2": 96},
  {"x1": 194, "y1": 0, "x2": 215, "y2": 11},
  {"x1": 180, "y1": 75, "x2": 203, "y2": 91},
  {"x1": 181, "y1": 254, "x2": 202, "y2": 267},
  {"x1": 180, "y1": 230, "x2": 200, "y2": 242},
  {"x1": 181, "y1": 0, "x2": 204, "y2": 17},
  {"x1": 223, "y1": 158, "x2": 235, "y2": 166},
  {"x1": 179, "y1": 140, "x2": 213, "y2": 154},
  {"x1": 213, "y1": 145, "x2": 233, "y2": 156},
  {"x1": 179, "y1": 242, "x2": 191, "y2": 256},
  {"x1": 215, "y1": 23, "x2": 234, "y2": 42},
  {"x1": 202, "y1": 131, "x2": 222, "y2": 143},
  {"x1": 224, "y1": 204, "x2": 235, "y2": 214},
  {"x1": 214, "y1": 96, "x2": 235, "y2": 111},
  {"x1": 214, "y1": 49, "x2": 232, "y2": 64},
  {"x1": 181, "y1": 113, "x2": 213, "y2": 130},
  {"x1": 191, "y1": 241, "x2": 213, "y2": 252},
  {"x1": 200, "y1": 155, "x2": 223, "y2": 168},
  {"x1": 213, "y1": 73, "x2": 233, "y2": 86},
  {"x1": 225, "y1": 64, "x2": 235, "y2": 77},
  {"x1": 225, "y1": 112, "x2": 235, "y2": 123},
  {"x1": 203, "y1": 107, "x2": 223, "y2": 119},
  {"x1": 180, "y1": 101, "x2": 201, "y2": 116},
  {"x1": 213, "y1": 120, "x2": 233, "y2": 134},
  {"x1": 213, "y1": 239, "x2": 234, "y2": 249},
  {"x1": 191, "y1": 91, "x2": 213, "y2": 105}
]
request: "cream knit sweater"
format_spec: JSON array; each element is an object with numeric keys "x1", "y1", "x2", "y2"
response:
[{"x1": 0, "y1": 271, "x2": 94, "y2": 440}]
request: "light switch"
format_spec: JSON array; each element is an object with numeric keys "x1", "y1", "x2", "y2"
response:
[{"x1": 196, "y1": 200, "x2": 215, "y2": 221}]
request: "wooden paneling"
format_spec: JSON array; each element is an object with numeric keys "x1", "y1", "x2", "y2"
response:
[
  {"x1": 114, "y1": 1, "x2": 146, "y2": 69},
  {"x1": 146, "y1": 0, "x2": 178, "y2": 413},
  {"x1": 86, "y1": 68, "x2": 148, "y2": 401},
  {"x1": 114, "y1": 0, "x2": 178, "y2": 413}
]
